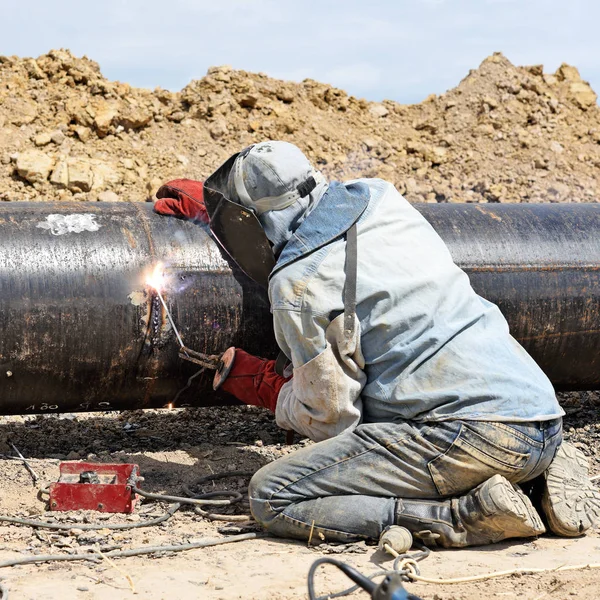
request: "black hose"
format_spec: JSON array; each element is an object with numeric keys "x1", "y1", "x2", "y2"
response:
[
  {"x1": 308, "y1": 547, "x2": 431, "y2": 600},
  {"x1": 308, "y1": 557, "x2": 376, "y2": 600}
]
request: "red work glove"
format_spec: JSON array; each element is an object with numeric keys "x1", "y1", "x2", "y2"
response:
[
  {"x1": 154, "y1": 179, "x2": 209, "y2": 224},
  {"x1": 216, "y1": 348, "x2": 291, "y2": 413}
]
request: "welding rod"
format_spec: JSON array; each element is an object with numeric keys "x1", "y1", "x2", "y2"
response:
[
  {"x1": 154, "y1": 288, "x2": 187, "y2": 351},
  {"x1": 152, "y1": 286, "x2": 222, "y2": 370}
]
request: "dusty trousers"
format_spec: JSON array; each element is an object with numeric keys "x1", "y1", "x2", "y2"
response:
[{"x1": 248, "y1": 419, "x2": 562, "y2": 543}]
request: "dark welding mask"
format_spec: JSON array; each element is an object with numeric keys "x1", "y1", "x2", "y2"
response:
[{"x1": 204, "y1": 142, "x2": 326, "y2": 288}]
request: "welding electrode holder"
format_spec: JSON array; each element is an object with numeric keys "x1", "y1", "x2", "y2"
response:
[
  {"x1": 212, "y1": 347, "x2": 235, "y2": 391},
  {"x1": 176, "y1": 346, "x2": 234, "y2": 389}
]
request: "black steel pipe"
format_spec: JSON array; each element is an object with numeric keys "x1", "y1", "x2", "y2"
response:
[{"x1": 0, "y1": 201, "x2": 598, "y2": 415}]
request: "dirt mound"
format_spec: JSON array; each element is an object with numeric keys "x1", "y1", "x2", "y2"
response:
[{"x1": 1, "y1": 49, "x2": 600, "y2": 204}]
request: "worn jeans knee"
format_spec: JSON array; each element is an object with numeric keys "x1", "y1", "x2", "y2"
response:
[{"x1": 248, "y1": 464, "x2": 280, "y2": 531}]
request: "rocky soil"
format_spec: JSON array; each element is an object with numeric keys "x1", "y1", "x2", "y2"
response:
[
  {"x1": 1, "y1": 49, "x2": 600, "y2": 205},
  {"x1": 0, "y1": 398, "x2": 598, "y2": 600}
]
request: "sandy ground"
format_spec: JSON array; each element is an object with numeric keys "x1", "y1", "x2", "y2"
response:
[{"x1": 0, "y1": 396, "x2": 598, "y2": 600}]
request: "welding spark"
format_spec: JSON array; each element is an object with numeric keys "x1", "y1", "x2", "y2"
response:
[{"x1": 146, "y1": 262, "x2": 165, "y2": 292}]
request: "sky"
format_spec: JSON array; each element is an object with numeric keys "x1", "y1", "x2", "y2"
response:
[{"x1": 2, "y1": 0, "x2": 600, "y2": 104}]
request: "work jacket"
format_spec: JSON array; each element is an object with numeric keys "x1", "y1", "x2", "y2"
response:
[{"x1": 269, "y1": 179, "x2": 564, "y2": 442}]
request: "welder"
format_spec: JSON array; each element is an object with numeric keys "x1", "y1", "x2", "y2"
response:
[{"x1": 154, "y1": 141, "x2": 600, "y2": 548}]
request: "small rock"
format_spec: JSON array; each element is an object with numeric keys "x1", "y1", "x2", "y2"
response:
[
  {"x1": 556, "y1": 63, "x2": 582, "y2": 82},
  {"x1": 239, "y1": 94, "x2": 259, "y2": 109},
  {"x1": 413, "y1": 119, "x2": 438, "y2": 134},
  {"x1": 34, "y1": 133, "x2": 52, "y2": 147},
  {"x1": 281, "y1": 119, "x2": 296, "y2": 134},
  {"x1": 550, "y1": 141, "x2": 564, "y2": 154},
  {"x1": 16, "y1": 150, "x2": 54, "y2": 184},
  {"x1": 67, "y1": 158, "x2": 93, "y2": 193},
  {"x1": 209, "y1": 119, "x2": 228, "y2": 139},
  {"x1": 247, "y1": 120, "x2": 261, "y2": 133},
  {"x1": 98, "y1": 190, "x2": 119, "y2": 202},
  {"x1": 362, "y1": 138, "x2": 379, "y2": 151},
  {"x1": 167, "y1": 111, "x2": 185, "y2": 123},
  {"x1": 276, "y1": 89, "x2": 295, "y2": 103},
  {"x1": 24, "y1": 58, "x2": 45, "y2": 79},
  {"x1": 569, "y1": 81, "x2": 597, "y2": 110},
  {"x1": 76, "y1": 587, "x2": 89, "y2": 592},
  {"x1": 368, "y1": 103, "x2": 389, "y2": 118},
  {"x1": 118, "y1": 106, "x2": 153, "y2": 130},
  {"x1": 74, "y1": 126, "x2": 91, "y2": 142},
  {"x1": 146, "y1": 177, "x2": 162, "y2": 196},
  {"x1": 6, "y1": 97, "x2": 37, "y2": 126},
  {"x1": 482, "y1": 96, "x2": 499, "y2": 109},
  {"x1": 94, "y1": 103, "x2": 118, "y2": 135},
  {"x1": 526, "y1": 64, "x2": 544, "y2": 77},
  {"x1": 50, "y1": 159, "x2": 69, "y2": 188},
  {"x1": 51, "y1": 131, "x2": 66, "y2": 145},
  {"x1": 548, "y1": 182, "x2": 571, "y2": 200}
]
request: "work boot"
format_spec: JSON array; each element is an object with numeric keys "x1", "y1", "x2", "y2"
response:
[
  {"x1": 541, "y1": 442, "x2": 600, "y2": 537},
  {"x1": 395, "y1": 474, "x2": 545, "y2": 548}
]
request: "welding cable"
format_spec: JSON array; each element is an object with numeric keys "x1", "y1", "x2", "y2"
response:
[
  {"x1": 0, "y1": 503, "x2": 182, "y2": 531},
  {"x1": 192, "y1": 506, "x2": 251, "y2": 522},
  {"x1": 170, "y1": 367, "x2": 206, "y2": 406},
  {"x1": 183, "y1": 470, "x2": 255, "y2": 522},
  {"x1": 132, "y1": 485, "x2": 254, "y2": 520},
  {"x1": 0, "y1": 532, "x2": 263, "y2": 569},
  {"x1": 131, "y1": 485, "x2": 242, "y2": 507},
  {"x1": 310, "y1": 548, "x2": 430, "y2": 600}
]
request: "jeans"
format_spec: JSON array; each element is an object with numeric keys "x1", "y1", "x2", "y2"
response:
[{"x1": 248, "y1": 418, "x2": 563, "y2": 542}]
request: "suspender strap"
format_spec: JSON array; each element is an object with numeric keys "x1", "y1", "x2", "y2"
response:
[{"x1": 343, "y1": 223, "x2": 358, "y2": 338}]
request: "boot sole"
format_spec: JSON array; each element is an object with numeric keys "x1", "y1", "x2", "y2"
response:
[
  {"x1": 481, "y1": 474, "x2": 546, "y2": 538},
  {"x1": 541, "y1": 442, "x2": 600, "y2": 537}
]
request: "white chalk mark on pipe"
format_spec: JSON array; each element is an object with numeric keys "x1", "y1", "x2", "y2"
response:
[{"x1": 37, "y1": 214, "x2": 101, "y2": 235}]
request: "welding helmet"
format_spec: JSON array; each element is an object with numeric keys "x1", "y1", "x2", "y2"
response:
[{"x1": 204, "y1": 141, "x2": 326, "y2": 287}]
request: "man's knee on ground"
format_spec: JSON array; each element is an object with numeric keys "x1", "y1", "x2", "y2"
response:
[{"x1": 248, "y1": 464, "x2": 280, "y2": 528}]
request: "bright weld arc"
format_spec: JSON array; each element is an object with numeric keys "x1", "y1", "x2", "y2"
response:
[{"x1": 146, "y1": 264, "x2": 189, "y2": 355}]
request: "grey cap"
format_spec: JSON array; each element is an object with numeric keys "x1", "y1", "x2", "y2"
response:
[{"x1": 228, "y1": 141, "x2": 326, "y2": 214}]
